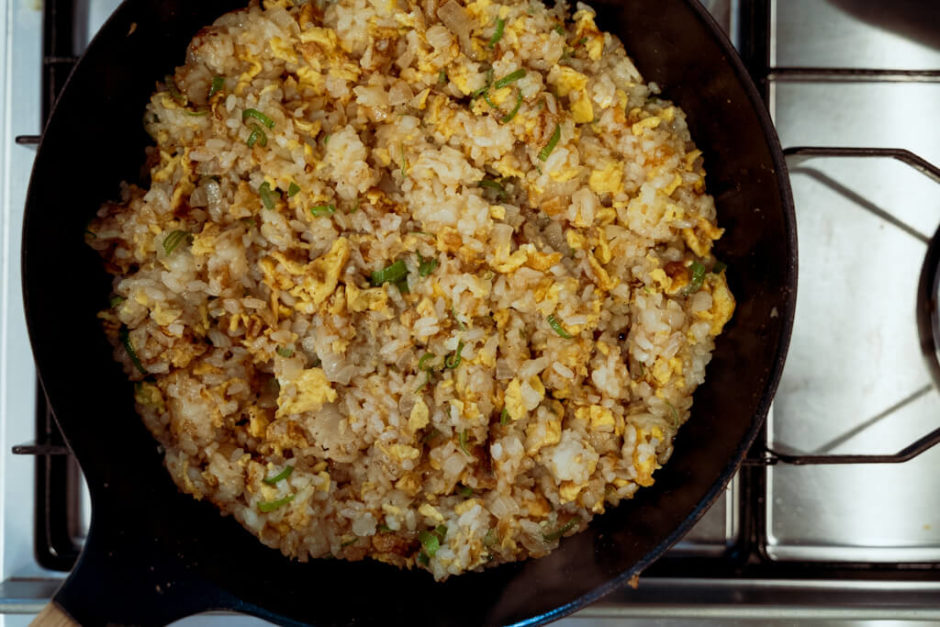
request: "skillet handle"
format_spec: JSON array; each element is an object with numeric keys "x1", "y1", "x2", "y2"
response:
[{"x1": 30, "y1": 602, "x2": 77, "y2": 627}]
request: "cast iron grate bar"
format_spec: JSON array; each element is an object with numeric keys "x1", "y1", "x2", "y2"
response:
[
  {"x1": 769, "y1": 67, "x2": 940, "y2": 83},
  {"x1": 746, "y1": 146, "x2": 940, "y2": 466}
]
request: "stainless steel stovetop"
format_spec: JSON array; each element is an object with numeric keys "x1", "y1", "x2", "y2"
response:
[{"x1": 1, "y1": 1, "x2": 939, "y2": 625}]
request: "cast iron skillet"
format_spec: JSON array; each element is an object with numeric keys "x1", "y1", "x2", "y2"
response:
[{"x1": 22, "y1": 0, "x2": 796, "y2": 624}]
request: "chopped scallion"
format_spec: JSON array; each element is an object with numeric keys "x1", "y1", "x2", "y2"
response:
[
  {"x1": 418, "y1": 530, "x2": 441, "y2": 557},
  {"x1": 553, "y1": 24, "x2": 565, "y2": 35},
  {"x1": 276, "y1": 346, "x2": 294, "y2": 358},
  {"x1": 483, "y1": 528, "x2": 498, "y2": 547},
  {"x1": 538, "y1": 124, "x2": 561, "y2": 161},
  {"x1": 162, "y1": 229, "x2": 192, "y2": 255},
  {"x1": 165, "y1": 75, "x2": 186, "y2": 105},
  {"x1": 471, "y1": 68, "x2": 495, "y2": 98},
  {"x1": 547, "y1": 313, "x2": 573, "y2": 339},
  {"x1": 712, "y1": 260, "x2": 727, "y2": 274},
  {"x1": 119, "y1": 326, "x2": 148, "y2": 375},
  {"x1": 451, "y1": 306, "x2": 467, "y2": 331},
  {"x1": 310, "y1": 204, "x2": 336, "y2": 217},
  {"x1": 685, "y1": 260, "x2": 706, "y2": 294},
  {"x1": 488, "y1": 18, "x2": 506, "y2": 48},
  {"x1": 370, "y1": 259, "x2": 409, "y2": 286},
  {"x1": 258, "y1": 494, "x2": 295, "y2": 513},
  {"x1": 494, "y1": 68, "x2": 526, "y2": 89},
  {"x1": 417, "y1": 253, "x2": 439, "y2": 277},
  {"x1": 340, "y1": 538, "x2": 358, "y2": 547},
  {"x1": 185, "y1": 109, "x2": 209, "y2": 117},
  {"x1": 288, "y1": 182, "x2": 301, "y2": 197},
  {"x1": 501, "y1": 89, "x2": 523, "y2": 123},
  {"x1": 258, "y1": 182, "x2": 277, "y2": 210},
  {"x1": 438, "y1": 70, "x2": 448, "y2": 84},
  {"x1": 400, "y1": 143, "x2": 408, "y2": 178},
  {"x1": 418, "y1": 352, "x2": 437, "y2": 371},
  {"x1": 378, "y1": 524, "x2": 393, "y2": 533},
  {"x1": 478, "y1": 178, "x2": 506, "y2": 200},
  {"x1": 665, "y1": 401, "x2": 680, "y2": 428},
  {"x1": 242, "y1": 108, "x2": 275, "y2": 129},
  {"x1": 246, "y1": 123, "x2": 267, "y2": 147},
  {"x1": 500, "y1": 408, "x2": 509, "y2": 426},
  {"x1": 110, "y1": 296, "x2": 125, "y2": 308},
  {"x1": 458, "y1": 430, "x2": 471, "y2": 455},
  {"x1": 209, "y1": 76, "x2": 225, "y2": 98},
  {"x1": 542, "y1": 518, "x2": 577, "y2": 542},
  {"x1": 444, "y1": 341, "x2": 465, "y2": 369},
  {"x1": 262, "y1": 465, "x2": 294, "y2": 485},
  {"x1": 458, "y1": 485, "x2": 473, "y2": 497},
  {"x1": 417, "y1": 551, "x2": 430, "y2": 566}
]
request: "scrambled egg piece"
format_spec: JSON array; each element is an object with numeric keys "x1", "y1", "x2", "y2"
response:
[
  {"x1": 633, "y1": 427, "x2": 663, "y2": 487},
  {"x1": 525, "y1": 416, "x2": 561, "y2": 455},
  {"x1": 694, "y1": 273, "x2": 735, "y2": 335},
  {"x1": 571, "y1": 95, "x2": 594, "y2": 124},
  {"x1": 286, "y1": 237, "x2": 350, "y2": 308},
  {"x1": 134, "y1": 382, "x2": 165, "y2": 413},
  {"x1": 408, "y1": 398, "x2": 430, "y2": 433},
  {"x1": 276, "y1": 367, "x2": 337, "y2": 417},
  {"x1": 588, "y1": 162, "x2": 623, "y2": 195},
  {"x1": 549, "y1": 66, "x2": 589, "y2": 98}
]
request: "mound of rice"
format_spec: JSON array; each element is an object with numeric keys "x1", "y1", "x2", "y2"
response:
[{"x1": 88, "y1": 0, "x2": 734, "y2": 579}]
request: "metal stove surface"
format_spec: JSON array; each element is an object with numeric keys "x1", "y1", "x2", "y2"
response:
[{"x1": 2, "y1": 0, "x2": 940, "y2": 625}]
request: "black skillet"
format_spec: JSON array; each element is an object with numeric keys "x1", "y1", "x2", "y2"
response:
[{"x1": 22, "y1": 0, "x2": 796, "y2": 624}]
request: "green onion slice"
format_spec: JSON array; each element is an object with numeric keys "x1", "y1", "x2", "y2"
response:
[
  {"x1": 553, "y1": 24, "x2": 565, "y2": 35},
  {"x1": 547, "y1": 314, "x2": 573, "y2": 339},
  {"x1": 494, "y1": 68, "x2": 526, "y2": 89},
  {"x1": 451, "y1": 306, "x2": 467, "y2": 331},
  {"x1": 246, "y1": 123, "x2": 267, "y2": 147},
  {"x1": 685, "y1": 260, "x2": 706, "y2": 294},
  {"x1": 165, "y1": 75, "x2": 187, "y2": 105},
  {"x1": 438, "y1": 70, "x2": 448, "y2": 84},
  {"x1": 258, "y1": 494, "x2": 295, "y2": 513},
  {"x1": 444, "y1": 341, "x2": 465, "y2": 369},
  {"x1": 483, "y1": 91, "x2": 498, "y2": 110},
  {"x1": 538, "y1": 124, "x2": 561, "y2": 161},
  {"x1": 478, "y1": 178, "x2": 506, "y2": 199},
  {"x1": 665, "y1": 401, "x2": 680, "y2": 428},
  {"x1": 458, "y1": 485, "x2": 473, "y2": 497},
  {"x1": 370, "y1": 259, "x2": 409, "y2": 286},
  {"x1": 488, "y1": 18, "x2": 506, "y2": 48},
  {"x1": 276, "y1": 346, "x2": 294, "y2": 358},
  {"x1": 542, "y1": 518, "x2": 577, "y2": 542},
  {"x1": 209, "y1": 76, "x2": 225, "y2": 98},
  {"x1": 110, "y1": 296, "x2": 125, "y2": 308},
  {"x1": 263, "y1": 465, "x2": 294, "y2": 485},
  {"x1": 288, "y1": 182, "x2": 301, "y2": 197},
  {"x1": 163, "y1": 229, "x2": 192, "y2": 255},
  {"x1": 418, "y1": 530, "x2": 441, "y2": 557},
  {"x1": 501, "y1": 89, "x2": 523, "y2": 123},
  {"x1": 471, "y1": 68, "x2": 495, "y2": 98},
  {"x1": 458, "y1": 429, "x2": 471, "y2": 455},
  {"x1": 377, "y1": 524, "x2": 393, "y2": 533},
  {"x1": 418, "y1": 352, "x2": 437, "y2": 371},
  {"x1": 417, "y1": 253, "x2": 439, "y2": 277},
  {"x1": 119, "y1": 326, "x2": 148, "y2": 375},
  {"x1": 185, "y1": 109, "x2": 209, "y2": 117},
  {"x1": 483, "y1": 528, "x2": 498, "y2": 547},
  {"x1": 258, "y1": 182, "x2": 277, "y2": 210},
  {"x1": 500, "y1": 408, "x2": 509, "y2": 426},
  {"x1": 400, "y1": 143, "x2": 408, "y2": 178},
  {"x1": 243, "y1": 108, "x2": 275, "y2": 129},
  {"x1": 310, "y1": 204, "x2": 336, "y2": 217},
  {"x1": 712, "y1": 260, "x2": 727, "y2": 274}
]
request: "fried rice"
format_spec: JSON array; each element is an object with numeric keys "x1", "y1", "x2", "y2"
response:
[{"x1": 87, "y1": 0, "x2": 735, "y2": 580}]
